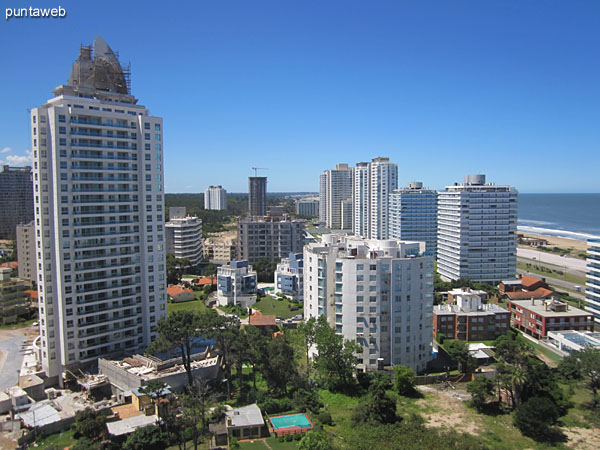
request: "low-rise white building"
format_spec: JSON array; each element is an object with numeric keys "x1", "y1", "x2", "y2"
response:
[
  {"x1": 217, "y1": 261, "x2": 257, "y2": 308},
  {"x1": 304, "y1": 234, "x2": 433, "y2": 372},
  {"x1": 274, "y1": 253, "x2": 303, "y2": 301}
]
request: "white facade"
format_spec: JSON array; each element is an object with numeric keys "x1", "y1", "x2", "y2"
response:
[
  {"x1": 165, "y1": 216, "x2": 203, "y2": 267},
  {"x1": 437, "y1": 174, "x2": 517, "y2": 284},
  {"x1": 304, "y1": 234, "x2": 433, "y2": 372},
  {"x1": 217, "y1": 261, "x2": 257, "y2": 308},
  {"x1": 319, "y1": 164, "x2": 353, "y2": 230},
  {"x1": 31, "y1": 37, "x2": 166, "y2": 381},
  {"x1": 204, "y1": 185, "x2": 227, "y2": 211},
  {"x1": 274, "y1": 252, "x2": 303, "y2": 301},
  {"x1": 586, "y1": 239, "x2": 600, "y2": 325},
  {"x1": 353, "y1": 157, "x2": 398, "y2": 239}
]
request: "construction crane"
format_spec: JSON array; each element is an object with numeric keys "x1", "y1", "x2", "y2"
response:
[{"x1": 251, "y1": 167, "x2": 269, "y2": 177}]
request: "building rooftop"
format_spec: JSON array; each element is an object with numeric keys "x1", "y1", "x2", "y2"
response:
[
  {"x1": 510, "y1": 299, "x2": 590, "y2": 317},
  {"x1": 167, "y1": 285, "x2": 194, "y2": 297},
  {"x1": 226, "y1": 403, "x2": 264, "y2": 428},
  {"x1": 107, "y1": 414, "x2": 159, "y2": 436},
  {"x1": 434, "y1": 303, "x2": 508, "y2": 316},
  {"x1": 249, "y1": 312, "x2": 276, "y2": 327},
  {"x1": 506, "y1": 287, "x2": 554, "y2": 300},
  {"x1": 102, "y1": 355, "x2": 220, "y2": 382}
]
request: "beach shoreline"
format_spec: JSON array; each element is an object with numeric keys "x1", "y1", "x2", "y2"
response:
[{"x1": 520, "y1": 232, "x2": 588, "y2": 252}]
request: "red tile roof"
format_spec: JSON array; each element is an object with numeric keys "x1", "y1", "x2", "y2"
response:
[
  {"x1": 506, "y1": 287, "x2": 553, "y2": 300},
  {"x1": 25, "y1": 290, "x2": 38, "y2": 300},
  {"x1": 249, "y1": 312, "x2": 276, "y2": 327},
  {"x1": 0, "y1": 261, "x2": 18, "y2": 269},
  {"x1": 520, "y1": 275, "x2": 545, "y2": 289},
  {"x1": 167, "y1": 285, "x2": 194, "y2": 297},
  {"x1": 194, "y1": 277, "x2": 216, "y2": 286}
]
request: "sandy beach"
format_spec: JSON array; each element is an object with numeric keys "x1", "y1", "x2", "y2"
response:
[{"x1": 521, "y1": 232, "x2": 588, "y2": 251}]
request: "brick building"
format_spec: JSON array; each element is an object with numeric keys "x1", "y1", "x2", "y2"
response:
[
  {"x1": 509, "y1": 298, "x2": 594, "y2": 339},
  {"x1": 433, "y1": 290, "x2": 510, "y2": 341}
]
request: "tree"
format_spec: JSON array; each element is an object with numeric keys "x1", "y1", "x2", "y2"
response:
[
  {"x1": 313, "y1": 315, "x2": 361, "y2": 390},
  {"x1": 394, "y1": 365, "x2": 416, "y2": 396},
  {"x1": 166, "y1": 253, "x2": 190, "y2": 285},
  {"x1": 204, "y1": 263, "x2": 218, "y2": 276},
  {"x1": 243, "y1": 325, "x2": 268, "y2": 390},
  {"x1": 298, "y1": 431, "x2": 333, "y2": 450},
  {"x1": 210, "y1": 314, "x2": 240, "y2": 398},
  {"x1": 352, "y1": 373, "x2": 397, "y2": 425},
  {"x1": 253, "y1": 258, "x2": 279, "y2": 282},
  {"x1": 466, "y1": 376, "x2": 494, "y2": 411},
  {"x1": 513, "y1": 396, "x2": 560, "y2": 441},
  {"x1": 123, "y1": 425, "x2": 168, "y2": 450},
  {"x1": 262, "y1": 334, "x2": 299, "y2": 395},
  {"x1": 180, "y1": 378, "x2": 214, "y2": 450},
  {"x1": 148, "y1": 310, "x2": 217, "y2": 386},
  {"x1": 297, "y1": 317, "x2": 317, "y2": 375},
  {"x1": 74, "y1": 408, "x2": 106, "y2": 440},
  {"x1": 576, "y1": 347, "x2": 600, "y2": 411},
  {"x1": 444, "y1": 340, "x2": 476, "y2": 375}
]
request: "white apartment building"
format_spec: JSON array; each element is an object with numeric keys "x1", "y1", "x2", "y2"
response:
[
  {"x1": 31, "y1": 37, "x2": 166, "y2": 383},
  {"x1": 274, "y1": 252, "x2": 304, "y2": 301},
  {"x1": 586, "y1": 239, "x2": 600, "y2": 325},
  {"x1": 204, "y1": 185, "x2": 227, "y2": 210},
  {"x1": 319, "y1": 164, "x2": 353, "y2": 230},
  {"x1": 353, "y1": 157, "x2": 398, "y2": 239},
  {"x1": 165, "y1": 207, "x2": 203, "y2": 267},
  {"x1": 217, "y1": 261, "x2": 257, "y2": 308},
  {"x1": 437, "y1": 174, "x2": 517, "y2": 284},
  {"x1": 304, "y1": 235, "x2": 433, "y2": 372}
]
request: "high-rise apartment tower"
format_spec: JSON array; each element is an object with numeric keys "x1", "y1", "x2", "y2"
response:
[
  {"x1": 437, "y1": 174, "x2": 517, "y2": 283},
  {"x1": 248, "y1": 177, "x2": 267, "y2": 216},
  {"x1": 31, "y1": 37, "x2": 166, "y2": 383}
]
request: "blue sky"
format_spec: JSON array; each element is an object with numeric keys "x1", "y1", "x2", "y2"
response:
[{"x1": 1, "y1": 1, "x2": 598, "y2": 193}]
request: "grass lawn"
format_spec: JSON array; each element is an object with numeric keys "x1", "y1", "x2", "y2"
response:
[
  {"x1": 34, "y1": 429, "x2": 77, "y2": 448},
  {"x1": 526, "y1": 339, "x2": 563, "y2": 367},
  {"x1": 253, "y1": 296, "x2": 300, "y2": 319},
  {"x1": 167, "y1": 297, "x2": 207, "y2": 315},
  {"x1": 517, "y1": 260, "x2": 587, "y2": 285}
]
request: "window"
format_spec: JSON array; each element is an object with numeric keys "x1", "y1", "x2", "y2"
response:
[
  {"x1": 155, "y1": 144, "x2": 161, "y2": 151},
  {"x1": 144, "y1": 123, "x2": 150, "y2": 130},
  {"x1": 154, "y1": 123, "x2": 160, "y2": 130},
  {"x1": 145, "y1": 143, "x2": 151, "y2": 151},
  {"x1": 155, "y1": 133, "x2": 161, "y2": 141},
  {"x1": 145, "y1": 154, "x2": 151, "y2": 160},
  {"x1": 144, "y1": 133, "x2": 150, "y2": 140},
  {"x1": 357, "y1": 264, "x2": 364, "y2": 270}
]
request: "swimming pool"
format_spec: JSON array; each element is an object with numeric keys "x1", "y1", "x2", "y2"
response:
[{"x1": 269, "y1": 413, "x2": 312, "y2": 435}]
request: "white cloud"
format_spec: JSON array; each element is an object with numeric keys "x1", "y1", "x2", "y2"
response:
[
  {"x1": 1, "y1": 150, "x2": 32, "y2": 166},
  {"x1": 0, "y1": 147, "x2": 11, "y2": 154}
]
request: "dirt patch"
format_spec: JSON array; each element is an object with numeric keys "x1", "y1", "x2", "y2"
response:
[
  {"x1": 417, "y1": 385, "x2": 482, "y2": 436},
  {"x1": 563, "y1": 427, "x2": 600, "y2": 449}
]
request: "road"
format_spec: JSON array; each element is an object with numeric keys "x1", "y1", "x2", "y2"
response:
[
  {"x1": 517, "y1": 248, "x2": 587, "y2": 272},
  {"x1": 0, "y1": 332, "x2": 26, "y2": 390}
]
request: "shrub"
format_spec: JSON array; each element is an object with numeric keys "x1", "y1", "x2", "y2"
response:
[
  {"x1": 294, "y1": 432, "x2": 302, "y2": 440},
  {"x1": 316, "y1": 410, "x2": 332, "y2": 425},
  {"x1": 514, "y1": 396, "x2": 560, "y2": 441},
  {"x1": 285, "y1": 433, "x2": 293, "y2": 442},
  {"x1": 278, "y1": 436, "x2": 285, "y2": 442},
  {"x1": 436, "y1": 333, "x2": 445, "y2": 344}
]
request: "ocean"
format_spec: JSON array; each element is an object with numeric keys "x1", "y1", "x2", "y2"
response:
[{"x1": 518, "y1": 193, "x2": 600, "y2": 241}]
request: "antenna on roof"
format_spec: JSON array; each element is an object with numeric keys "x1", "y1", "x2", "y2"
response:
[{"x1": 251, "y1": 167, "x2": 268, "y2": 177}]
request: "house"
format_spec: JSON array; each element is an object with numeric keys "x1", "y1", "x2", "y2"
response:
[
  {"x1": 0, "y1": 261, "x2": 18, "y2": 277},
  {"x1": 106, "y1": 414, "x2": 159, "y2": 438},
  {"x1": 248, "y1": 311, "x2": 277, "y2": 331},
  {"x1": 225, "y1": 403, "x2": 267, "y2": 440},
  {"x1": 499, "y1": 275, "x2": 548, "y2": 295},
  {"x1": 167, "y1": 285, "x2": 196, "y2": 302},
  {"x1": 509, "y1": 298, "x2": 595, "y2": 339}
]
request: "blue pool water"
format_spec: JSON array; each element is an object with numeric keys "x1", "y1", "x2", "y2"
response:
[{"x1": 270, "y1": 413, "x2": 311, "y2": 429}]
